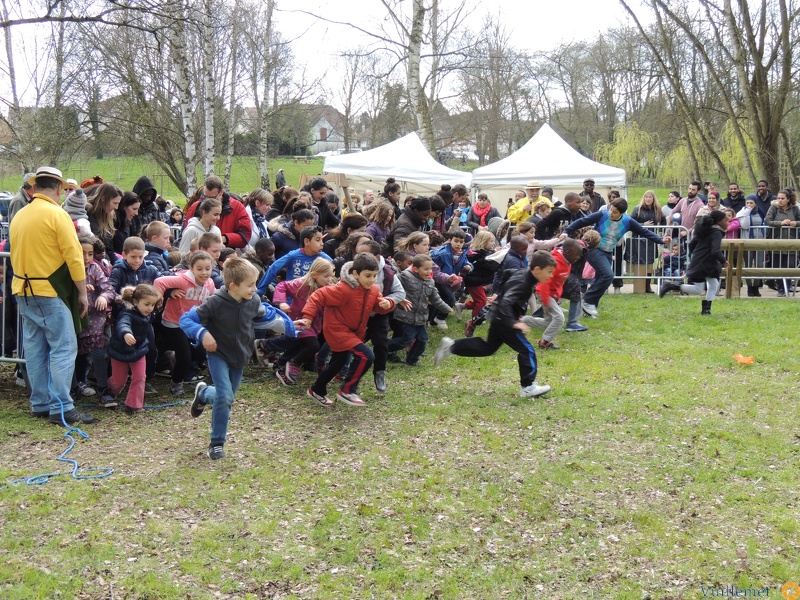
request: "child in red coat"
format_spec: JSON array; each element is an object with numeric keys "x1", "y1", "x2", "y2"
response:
[
  {"x1": 522, "y1": 239, "x2": 585, "y2": 349},
  {"x1": 298, "y1": 253, "x2": 395, "y2": 407}
]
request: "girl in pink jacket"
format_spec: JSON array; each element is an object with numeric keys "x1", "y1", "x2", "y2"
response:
[{"x1": 154, "y1": 251, "x2": 216, "y2": 395}]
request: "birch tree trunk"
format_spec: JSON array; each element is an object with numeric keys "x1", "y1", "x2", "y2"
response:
[
  {"x1": 202, "y1": 0, "x2": 215, "y2": 177},
  {"x1": 170, "y1": 0, "x2": 197, "y2": 195},
  {"x1": 258, "y1": 0, "x2": 275, "y2": 190},
  {"x1": 223, "y1": 0, "x2": 239, "y2": 190},
  {"x1": 407, "y1": 0, "x2": 435, "y2": 155}
]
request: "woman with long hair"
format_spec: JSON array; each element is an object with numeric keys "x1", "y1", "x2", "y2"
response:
[
  {"x1": 87, "y1": 183, "x2": 123, "y2": 259},
  {"x1": 626, "y1": 190, "x2": 666, "y2": 293},
  {"x1": 112, "y1": 192, "x2": 142, "y2": 255},
  {"x1": 365, "y1": 201, "x2": 396, "y2": 245}
]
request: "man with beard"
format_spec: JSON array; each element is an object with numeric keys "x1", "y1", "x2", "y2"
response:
[
  {"x1": 722, "y1": 182, "x2": 747, "y2": 214},
  {"x1": 580, "y1": 178, "x2": 605, "y2": 213},
  {"x1": 669, "y1": 181, "x2": 706, "y2": 238},
  {"x1": 751, "y1": 179, "x2": 776, "y2": 218}
]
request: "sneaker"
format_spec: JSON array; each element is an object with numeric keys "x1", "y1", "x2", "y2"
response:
[
  {"x1": 374, "y1": 370, "x2": 387, "y2": 393},
  {"x1": 98, "y1": 393, "x2": 118, "y2": 408},
  {"x1": 75, "y1": 382, "x2": 96, "y2": 397},
  {"x1": 387, "y1": 352, "x2": 403, "y2": 364},
  {"x1": 155, "y1": 368, "x2": 173, "y2": 378},
  {"x1": 31, "y1": 409, "x2": 49, "y2": 418},
  {"x1": 306, "y1": 387, "x2": 334, "y2": 407},
  {"x1": 144, "y1": 384, "x2": 157, "y2": 395},
  {"x1": 464, "y1": 319, "x2": 477, "y2": 337},
  {"x1": 183, "y1": 374, "x2": 203, "y2": 383},
  {"x1": 190, "y1": 382, "x2": 207, "y2": 418},
  {"x1": 16, "y1": 376, "x2": 27, "y2": 388},
  {"x1": 336, "y1": 390, "x2": 367, "y2": 406},
  {"x1": 49, "y1": 409, "x2": 95, "y2": 426},
  {"x1": 433, "y1": 316, "x2": 449, "y2": 330},
  {"x1": 275, "y1": 368, "x2": 295, "y2": 386},
  {"x1": 777, "y1": 290, "x2": 786, "y2": 297},
  {"x1": 565, "y1": 323, "x2": 589, "y2": 332},
  {"x1": 286, "y1": 361, "x2": 301, "y2": 382},
  {"x1": 582, "y1": 303, "x2": 599, "y2": 318},
  {"x1": 434, "y1": 337, "x2": 455, "y2": 366},
  {"x1": 453, "y1": 303, "x2": 465, "y2": 321},
  {"x1": 538, "y1": 339, "x2": 560, "y2": 350},
  {"x1": 520, "y1": 382, "x2": 551, "y2": 398},
  {"x1": 170, "y1": 381, "x2": 185, "y2": 396},
  {"x1": 207, "y1": 446, "x2": 225, "y2": 460},
  {"x1": 254, "y1": 339, "x2": 273, "y2": 367},
  {"x1": 124, "y1": 405, "x2": 144, "y2": 415},
  {"x1": 406, "y1": 360, "x2": 420, "y2": 367}
]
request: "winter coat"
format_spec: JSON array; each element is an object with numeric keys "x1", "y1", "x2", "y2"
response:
[
  {"x1": 153, "y1": 270, "x2": 215, "y2": 326},
  {"x1": 492, "y1": 249, "x2": 528, "y2": 293},
  {"x1": 722, "y1": 192, "x2": 747, "y2": 214},
  {"x1": 365, "y1": 221, "x2": 391, "y2": 245},
  {"x1": 394, "y1": 268, "x2": 450, "y2": 326},
  {"x1": 8, "y1": 186, "x2": 33, "y2": 224},
  {"x1": 686, "y1": 225, "x2": 726, "y2": 281},
  {"x1": 431, "y1": 242, "x2": 472, "y2": 276},
  {"x1": 88, "y1": 214, "x2": 116, "y2": 260},
  {"x1": 179, "y1": 217, "x2": 222, "y2": 253},
  {"x1": 735, "y1": 206, "x2": 765, "y2": 239},
  {"x1": 463, "y1": 248, "x2": 500, "y2": 288},
  {"x1": 489, "y1": 269, "x2": 538, "y2": 329},
  {"x1": 270, "y1": 224, "x2": 302, "y2": 259},
  {"x1": 184, "y1": 193, "x2": 252, "y2": 249},
  {"x1": 78, "y1": 261, "x2": 115, "y2": 354},
  {"x1": 340, "y1": 257, "x2": 405, "y2": 308},
  {"x1": 144, "y1": 243, "x2": 171, "y2": 276},
  {"x1": 533, "y1": 206, "x2": 581, "y2": 240},
  {"x1": 112, "y1": 213, "x2": 141, "y2": 255},
  {"x1": 466, "y1": 206, "x2": 500, "y2": 233},
  {"x1": 301, "y1": 280, "x2": 395, "y2": 352},
  {"x1": 383, "y1": 206, "x2": 427, "y2": 255},
  {"x1": 180, "y1": 287, "x2": 265, "y2": 369},
  {"x1": 109, "y1": 257, "x2": 160, "y2": 294},
  {"x1": 132, "y1": 176, "x2": 161, "y2": 229},
  {"x1": 108, "y1": 306, "x2": 153, "y2": 362}
]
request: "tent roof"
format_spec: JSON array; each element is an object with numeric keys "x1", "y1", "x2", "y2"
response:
[
  {"x1": 472, "y1": 123, "x2": 626, "y2": 188},
  {"x1": 323, "y1": 132, "x2": 471, "y2": 191}
]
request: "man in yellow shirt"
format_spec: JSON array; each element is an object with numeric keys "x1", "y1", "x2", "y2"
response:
[
  {"x1": 10, "y1": 166, "x2": 94, "y2": 425},
  {"x1": 507, "y1": 181, "x2": 554, "y2": 224}
]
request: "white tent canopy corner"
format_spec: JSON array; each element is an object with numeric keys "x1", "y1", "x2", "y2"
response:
[
  {"x1": 471, "y1": 123, "x2": 627, "y2": 207},
  {"x1": 323, "y1": 132, "x2": 471, "y2": 197}
]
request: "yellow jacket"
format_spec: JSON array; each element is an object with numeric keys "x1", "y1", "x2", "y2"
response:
[{"x1": 10, "y1": 194, "x2": 85, "y2": 297}]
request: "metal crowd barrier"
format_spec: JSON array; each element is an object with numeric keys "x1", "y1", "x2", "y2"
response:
[{"x1": 170, "y1": 225, "x2": 182, "y2": 244}]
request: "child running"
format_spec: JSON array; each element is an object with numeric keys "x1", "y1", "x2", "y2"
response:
[
  {"x1": 455, "y1": 230, "x2": 499, "y2": 323},
  {"x1": 181, "y1": 257, "x2": 264, "y2": 460},
  {"x1": 258, "y1": 257, "x2": 334, "y2": 386},
  {"x1": 658, "y1": 209, "x2": 730, "y2": 315},
  {"x1": 154, "y1": 251, "x2": 216, "y2": 395},
  {"x1": 434, "y1": 250, "x2": 557, "y2": 398},
  {"x1": 299, "y1": 253, "x2": 396, "y2": 407},
  {"x1": 105, "y1": 284, "x2": 160, "y2": 414}
]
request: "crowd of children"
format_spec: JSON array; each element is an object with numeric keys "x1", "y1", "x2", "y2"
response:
[{"x1": 12, "y1": 170, "x2": 748, "y2": 463}]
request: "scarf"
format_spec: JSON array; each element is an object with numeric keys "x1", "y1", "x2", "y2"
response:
[
  {"x1": 252, "y1": 209, "x2": 268, "y2": 240},
  {"x1": 472, "y1": 202, "x2": 492, "y2": 226}
]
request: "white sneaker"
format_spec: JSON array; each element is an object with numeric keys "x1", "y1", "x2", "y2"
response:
[
  {"x1": 434, "y1": 337, "x2": 454, "y2": 366},
  {"x1": 434, "y1": 316, "x2": 449, "y2": 330},
  {"x1": 582, "y1": 303, "x2": 599, "y2": 317},
  {"x1": 520, "y1": 382, "x2": 551, "y2": 398},
  {"x1": 453, "y1": 303, "x2": 465, "y2": 321}
]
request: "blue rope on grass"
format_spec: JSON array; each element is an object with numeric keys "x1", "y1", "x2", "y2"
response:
[{"x1": 1, "y1": 374, "x2": 115, "y2": 492}]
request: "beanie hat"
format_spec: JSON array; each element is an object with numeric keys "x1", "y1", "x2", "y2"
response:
[
  {"x1": 410, "y1": 197, "x2": 431, "y2": 212},
  {"x1": 63, "y1": 188, "x2": 89, "y2": 221}
]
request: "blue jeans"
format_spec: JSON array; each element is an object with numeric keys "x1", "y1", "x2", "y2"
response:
[
  {"x1": 583, "y1": 249, "x2": 614, "y2": 307},
  {"x1": 199, "y1": 353, "x2": 243, "y2": 447},
  {"x1": 17, "y1": 295, "x2": 77, "y2": 415},
  {"x1": 388, "y1": 323, "x2": 428, "y2": 364}
]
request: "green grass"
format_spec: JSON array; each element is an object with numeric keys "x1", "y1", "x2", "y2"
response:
[
  {"x1": 1, "y1": 294, "x2": 799, "y2": 598},
  {"x1": 0, "y1": 156, "x2": 328, "y2": 206}
]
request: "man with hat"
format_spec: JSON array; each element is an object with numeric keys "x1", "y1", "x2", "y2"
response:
[
  {"x1": 9, "y1": 166, "x2": 94, "y2": 425},
  {"x1": 581, "y1": 178, "x2": 606, "y2": 213},
  {"x1": 8, "y1": 172, "x2": 36, "y2": 224},
  {"x1": 508, "y1": 181, "x2": 550, "y2": 225}
]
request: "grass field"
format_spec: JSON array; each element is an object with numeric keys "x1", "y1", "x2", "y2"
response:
[{"x1": 1, "y1": 293, "x2": 799, "y2": 599}]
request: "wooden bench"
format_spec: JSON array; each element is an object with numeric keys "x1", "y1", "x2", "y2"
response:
[
  {"x1": 293, "y1": 156, "x2": 310, "y2": 163},
  {"x1": 721, "y1": 238, "x2": 800, "y2": 298}
]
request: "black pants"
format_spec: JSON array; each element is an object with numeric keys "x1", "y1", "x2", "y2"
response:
[
  {"x1": 365, "y1": 313, "x2": 390, "y2": 372},
  {"x1": 311, "y1": 343, "x2": 374, "y2": 396},
  {"x1": 159, "y1": 324, "x2": 206, "y2": 384},
  {"x1": 451, "y1": 321, "x2": 538, "y2": 387}
]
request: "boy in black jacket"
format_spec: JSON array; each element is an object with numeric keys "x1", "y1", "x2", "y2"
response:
[{"x1": 435, "y1": 250, "x2": 557, "y2": 398}]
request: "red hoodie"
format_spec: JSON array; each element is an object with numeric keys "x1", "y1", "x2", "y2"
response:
[{"x1": 536, "y1": 247, "x2": 571, "y2": 306}]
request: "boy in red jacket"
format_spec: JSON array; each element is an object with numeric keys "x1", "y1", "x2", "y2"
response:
[
  {"x1": 522, "y1": 239, "x2": 585, "y2": 350},
  {"x1": 298, "y1": 253, "x2": 395, "y2": 407}
]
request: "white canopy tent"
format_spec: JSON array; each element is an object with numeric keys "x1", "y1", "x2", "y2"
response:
[
  {"x1": 472, "y1": 123, "x2": 627, "y2": 208},
  {"x1": 323, "y1": 132, "x2": 471, "y2": 197}
]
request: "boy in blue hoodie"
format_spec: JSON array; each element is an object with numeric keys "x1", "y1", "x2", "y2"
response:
[
  {"x1": 257, "y1": 226, "x2": 331, "y2": 297},
  {"x1": 430, "y1": 229, "x2": 472, "y2": 328}
]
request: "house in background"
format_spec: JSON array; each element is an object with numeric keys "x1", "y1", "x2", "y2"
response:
[{"x1": 306, "y1": 105, "x2": 370, "y2": 155}]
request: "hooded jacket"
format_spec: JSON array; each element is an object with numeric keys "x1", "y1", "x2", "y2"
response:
[
  {"x1": 270, "y1": 223, "x2": 302, "y2": 259},
  {"x1": 132, "y1": 176, "x2": 160, "y2": 228},
  {"x1": 301, "y1": 278, "x2": 395, "y2": 352},
  {"x1": 108, "y1": 304, "x2": 153, "y2": 362},
  {"x1": 109, "y1": 257, "x2": 160, "y2": 294},
  {"x1": 384, "y1": 206, "x2": 427, "y2": 255},
  {"x1": 536, "y1": 247, "x2": 571, "y2": 306},
  {"x1": 393, "y1": 267, "x2": 450, "y2": 326},
  {"x1": 185, "y1": 193, "x2": 252, "y2": 249},
  {"x1": 178, "y1": 217, "x2": 222, "y2": 253}
]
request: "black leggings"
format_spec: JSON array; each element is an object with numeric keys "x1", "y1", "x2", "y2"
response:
[{"x1": 159, "y1": 324, "x2": 206, "y2": 384}]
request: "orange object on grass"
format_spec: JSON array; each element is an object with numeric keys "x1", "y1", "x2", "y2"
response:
[{"x1": 734, "y1": 354, "x2": 754, "y2": 364}]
